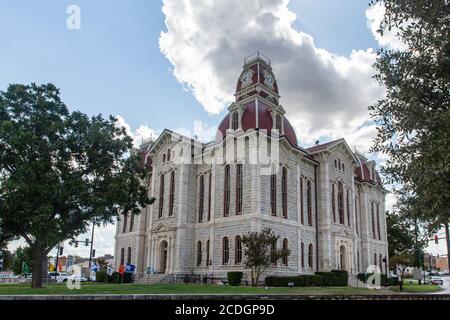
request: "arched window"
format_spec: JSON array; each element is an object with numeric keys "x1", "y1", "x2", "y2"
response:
[
  {"x1": 308, "y1": 244, "x2": 313, "y2": 269},
  {"x1": 338, "y1": 158, "x2": 341, "y2": 170},
  {"x1": 270, "y1": 239, "x2": 277, "y2": 265},
  {"x1": 282, "y1": 238, "x2": 288, "y2": 266},
  {"x1": 232, "y1": 111, "x2": 239, "y2": 130},
  {"x1": 127, "y1": 247, "x2": 132, "y2": 265},
  {"x1": 169, "y1": 171, "x2": 175, "y2": 216},
  {"x1": 307, "y1": 180, "x2": 312, "y2": 226},
  {"x1": 275, "y1": 114, "x2": 282, "y2": 132},
  {"x1": 224, "y1": 165, "x2": 230, "y2": 216},
  {"x1": 371, "y1": 202, "x2": 376, "y2": 239},
  {"x1": 196, "y1": 241, "x2": 202, "y2": 266},
  {"x1": 355, "y1": 196, "x2": 359, "y2": 235},
  {"x1": 129, "y1": 213, "x2": 134, "y2": 232},
  {"x1": 342, "y1": 163, "x2": 345, "y2": 172},
  {"x1": 198, "y1": 175, "x2": 204, "y2": 223},
  {"x1": 235, "y1": 236, "x2": 242, "y2": 265},
  {"x1": 334, "y1": 159, "x2": 337, "y2": 168},
  {"x1": 158, "y1": 174, "x2": 165, "y2": 218},
  {"x1": 379, "y1": 253, "x2": 383, "y2": 271},
  {"x1": 331, "y1": 183, "x2": 336, "y2": 223},
  {"x1": 339, "y1": 245, "x2": 346, "y2": 271},
  {"x1": 357, "y1": 251, "x2": 360, "y2": 272},
  {"x1": 162, "y1": 153, "x2": 166, "y2": 163},
  {"x1": 270, "y1": 171, "x2": 277, "y2": 216},
  {"x1": 222, "y1": 237, "x2": 229, "y2": 265},
  {"x1": 374, "y1": 253, "x2": 377, "y2": 267},
  {"x1": 120, "y1": 248, "x2": 125, "y2": 265},
  {"x1": 236, "y1": 164, "x2": 243, "y2": 215},
  {"x1": 207, "y1": 173, "x2": 212, "y2": 221},
  {"x1": 376, "y1": 203, "x2": 381, "y2": 240},
  {"x1": 206, "y1": 240, "x2": 210, "y2": 266},
  {"x1": 282, "y1": 167, "x2": 288, "y2": 219},
  {"x1": 122, "y1": 214, "x2": 128, "y2": 233},
  {"x1": 338, "y1": 182, "x2": 344, "y2": 224},
  {"x1": 346, "y1": 189, "x2": 350, "y2": 227},
  {"x1": 300, "y1": 177, "x2": 304, "y2": 225},
  {"x1": 301, "y1": 242, "x2": 305, "y2": 268},
  {"x1": 167, "y1": 149, "x2": 171, "y2": 162}
]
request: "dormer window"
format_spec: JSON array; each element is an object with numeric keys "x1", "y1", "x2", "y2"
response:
[{"x1": 231, "y1": 111, "x2": 239, "y2": 130}]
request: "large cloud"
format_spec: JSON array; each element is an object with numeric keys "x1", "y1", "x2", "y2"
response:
[{"x1": 159, "y1": 0, "x2": 385, "y2": 150}]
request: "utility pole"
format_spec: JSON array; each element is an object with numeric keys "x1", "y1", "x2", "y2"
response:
[
  {"x1": 446, "y1": 222, "x2": 450, "y2": 274},
  {"x1": 87, "y1": 223, "x2": 95, "y2": 282},
  {"x1": 54, "y1": 244, "x2": 60, "y2": 280}
]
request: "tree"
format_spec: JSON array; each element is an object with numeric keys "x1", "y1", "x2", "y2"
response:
[
  {"x1": 11, "y1": 246, "x2": 33, "y2": 275},
  {"x1": 369, "y1": 1, "x2": 449, "y2": 230},
  {"x1": 390, "y1": 253, "x2": 414, "y2": 291},
  {"x1": 0, "y1": 83, "x2": 153, "y2": 288},
  {"x1": 241, "y1": 228, "x2": 290, "y2": 287},
  {"x1": 0, "y1": 248, "x2": 13, "y2": 271}
]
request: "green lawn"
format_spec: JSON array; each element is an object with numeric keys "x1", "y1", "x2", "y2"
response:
[
  {"x1": 0, "y1": 283, "x2": 391, "y2": 296},
  {"x1": 390, "y1": 281, "x2": 442, "y2": 293}
]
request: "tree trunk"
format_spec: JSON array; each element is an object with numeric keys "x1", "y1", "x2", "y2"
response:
[{"x1": 31, "y1": 245, "x2": 46, "y2": 288}]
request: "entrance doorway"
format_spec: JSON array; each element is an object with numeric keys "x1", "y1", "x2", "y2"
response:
[{"x1": 159, "y1": 241, "x2": 168, "y2": 273}]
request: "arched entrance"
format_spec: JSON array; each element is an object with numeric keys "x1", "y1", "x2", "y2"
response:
[
  {"x1": 339, "y1": 245, "x2": 346, "y2": 271},
  {"x1": 159, "y1": 241, "x2": 168, "y2": 274}
]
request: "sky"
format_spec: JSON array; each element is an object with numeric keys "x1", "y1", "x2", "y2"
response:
[{"x1": 1, "y1": 0, "x2": 446, "y2": 257}]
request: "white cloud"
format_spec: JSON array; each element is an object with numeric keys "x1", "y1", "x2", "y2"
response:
[
  {"x1": 159, "y1": 0, "x2": 385, "y2": 152},
  {"x1": 115, "y1": 115, "x2": 158, "y2": 147},
  {"x1": 365, "y1": 2, "x2": 407, "y2": 51}
]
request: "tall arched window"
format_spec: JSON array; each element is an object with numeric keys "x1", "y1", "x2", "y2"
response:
[
  {"x1": 206, "y1": 239, "x2": 210, "y2": 266},
  {"x1": 371, "y1": 202, "x2": 376, "y2": 239},
  {"x1": 236, "y1": 164, "x2": 243, "y2": 215},
  {"x1": 308, "y1": 244, "x2": 313, "y2": 269},
  {"x1": 355, "y1": 196, "x2": 359, "y2": 235},
  {"x1": 270, "y1": 171, "x2": 277, "y2": 216},
  {"x1": 282, "y1": 238, "x2": 288, "y2": 266},
  {"x1": 129, "y1": 213, "x2": 134, "y2": 232},
  {"x1": 374, "y1": 253, "x2": 377, "y2": 267},
  {"x1": 270, "y1": 239, "x2": 277, "y2": 265},
  {"x1": 301, "y1": 242, "x2": 305, "y2": 268},
  {"x1": 120, "y1": 248, "x2": 125, "y2": 265},
  {"x1": 346, "y1": 189, "x2": 350, "y2": 227},
  {"x1": 169, "y1": 171, "x2": 175, "y2": 217},
  {"x1": 339, "y1": 245, "x2": 346, "y2": 271},
  {"x1": 122, "y1": 214, "x2": 128, "y2": 233},
  {"x1": 275, "y1": 114, "x2": 282, "y2": 132},
  {"x1": 198, "y1": 175, "x2": 204, "y2": 223},
  {"x1": 207, "y1": 173, "x2": 212, "y2": 221},
  {"x1": 300, "y1": 177, "x2": 304, "y2": 225},
  {"x1": 162, "y1": 153, "x2": 166, "y2": 163},
  {"x1": 332, "y1": 183, "x2": 336, "y2": 223},
  {"x1": 357, "y1": 251, "x2": 360, "y2": 272},
  {"x1": 379, "y1": 253, "x2": 383, "y2": 271},
  {"x1": 282, "y1": 167, "x2": 287, "y2": 219},
  {"x1": 158, "y1": 174, "x2": 165, "y2": 218},
  {"x1": 376, "y1": 203, "x2": 381, "y2": 240},
  {"x1": 167, "y1": 149, "x2": 171, "y2": 161},
  {"x1": 196, "y1": 241, "x2": 202, "y2": 266},
  {"x1": 127, "y1": 247, "x2": 132, "y2": 265},
  {"x1": 307, "y1": 180, "x2": 312, "y2": 226},
  {"x1": 222, "y1": 237, "x2": 229, "y2": 265},
  {"x1": 231, "y1": 111, "x2": 239, "y2": 130},
  {"x1": 235, "y1": 236, "x2": 242, "y2": 265},
  {"x1": 224, "y1": 165, "x2": 230, "y2": 217},
  {"x1": 338, "y1": 182, "x2": 344, "y2": 224}
]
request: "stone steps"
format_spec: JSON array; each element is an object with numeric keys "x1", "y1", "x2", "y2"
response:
[{"x1": 132, "y1": 274, "x2": 174, "y2": 285}]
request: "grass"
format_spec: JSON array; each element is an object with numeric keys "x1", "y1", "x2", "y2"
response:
[
  {"x1": 390, "y1": 280, "x2": 443, "y2": 293},
  {"x1": 0, "y1": 283, "x2": 390, "y2": 296}
]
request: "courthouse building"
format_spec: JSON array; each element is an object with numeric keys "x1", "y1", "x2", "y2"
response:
[{"x1": 114, "y1": 53, "x2": 389, "y2": 283}]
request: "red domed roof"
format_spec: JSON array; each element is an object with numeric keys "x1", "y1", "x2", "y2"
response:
[{"x1": 215, "y1": 101, "x2": 298, "y2": 146}]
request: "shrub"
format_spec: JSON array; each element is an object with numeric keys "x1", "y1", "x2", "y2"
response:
[
  {"x1": 227, "y1": 272, "x2": 243, "y2": 286},
  {"x1": 331, "y1": 270, "x2": 348, "y2": 286},
  {"x1": 387, "y1": 276, "x2": 399, "y2": 286},
  {"x1": 108, "y1": 271, "x2": 132, "y2": 283},
  {"x1": 265, "y1": 275, "x2": 324, "y2": 287},
  {"x1": 95, "y1": 271, "x2": 107, "y2": 282},
  {"x1": 357, "y1": 273, "x2": 388, "y2": 286}
]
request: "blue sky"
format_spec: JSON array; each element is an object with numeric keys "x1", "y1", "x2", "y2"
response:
[{"x1": 1, "y1": 1, "x2": 444, "y2": 257}]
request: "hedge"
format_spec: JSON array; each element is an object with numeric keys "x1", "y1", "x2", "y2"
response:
[
  {"x1": 96, "y1": 271, "x2": 133, "y2": 283},
  {"x1": 316, "y1": 270, "x2": 348, "y2": 286},
  {"x1": 227, "y1": 272, "x2": 243, "y2": 286},
  {"x1": 265, "y1": 275, "x2": 323, "y2": 287},
  {"x1": 357, "y1": 273, "x2": 388, "y2": 286}
]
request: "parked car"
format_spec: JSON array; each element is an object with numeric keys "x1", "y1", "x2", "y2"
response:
[
  {"x1": 47, "y1": 272, "x2": 70, "y2": 283},
  {"x1": 430, "y1": 276, "x2": 444, "y2": 285},
  {"x1": 68, "y1": 275, "x2": 87, "y2": 283}
]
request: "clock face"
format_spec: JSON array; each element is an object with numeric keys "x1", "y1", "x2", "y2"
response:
[
  {"x1": 263, "y1": 70, "x2": 274, "y2": 89},
  {"x1": 240, "y1": 69, "x2": 254, "y2": 88}
]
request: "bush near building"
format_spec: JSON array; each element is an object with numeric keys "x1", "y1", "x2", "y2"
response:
[
  {"x1": 227, "y1": 272, "x2": 243, "y2": 286},
  {"x1": 96, "y1": 271, "x2": 132, "y2": 283},
  {"x1": 265, "y1": 271, "x2": 348, "y2": 287}
]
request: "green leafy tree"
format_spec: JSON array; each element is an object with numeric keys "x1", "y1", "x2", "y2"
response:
[
  {"x1": 369, "y1": 1, "x2": 449, "y2": 230},
  {"x1": 11, "y1": 246, "x2": 33, "y2": 275},
  {"x1": 0, "y1": 248, "x2": 14, "y2": 271},
  {"x1": 241, "y1": 228, "x2": 290, "y2": 287},
  {"x1": 0, "y1": 83, "x2": 153, "y2": 288}
]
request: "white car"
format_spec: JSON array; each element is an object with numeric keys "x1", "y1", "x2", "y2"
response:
[
  {"x1": 48, "y1": 272, "x2": 70, "y2": 283},
  {"x1": 68, "y1": 275, "x2": 87, "y2": 283},
  {"x1": 430, "y1": 276, "x2": 444, "y2": 285}
]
